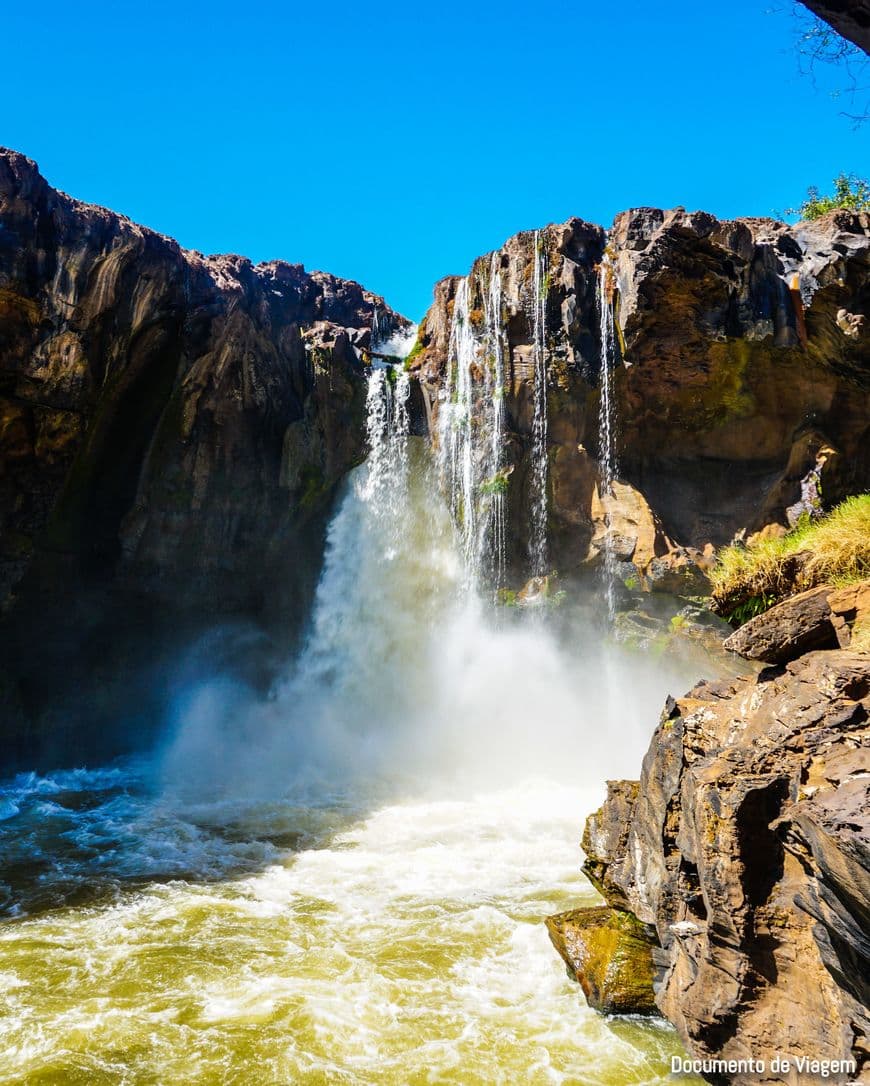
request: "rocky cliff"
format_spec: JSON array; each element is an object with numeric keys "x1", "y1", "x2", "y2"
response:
[
  {"x1": 0, "y1": 147, "x2": 409, "y2": 761},
  {"x1": 409, "y1": 209, "x2": 870, "y2": 592},
  {"x1": 549, "y1": 585, "x2": 870, "y2": 1084}
]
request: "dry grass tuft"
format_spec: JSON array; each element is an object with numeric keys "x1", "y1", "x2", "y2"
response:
[{"x1": 711, "y1": 495, "x2": 870, "y2": 624}]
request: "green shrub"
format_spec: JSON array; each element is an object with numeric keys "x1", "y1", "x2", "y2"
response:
[{"x1": 786, "y1": 174, "x2": 870, "y2": 221}]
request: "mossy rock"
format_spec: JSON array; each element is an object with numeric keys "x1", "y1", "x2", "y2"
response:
[{"x1": 546, "y1": 906, "x2": 658, "y2": 1015}]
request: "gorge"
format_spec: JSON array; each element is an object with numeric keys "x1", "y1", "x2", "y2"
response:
[{"x1": 0, "y1": 146, "x2": 868, "y2": 1085}]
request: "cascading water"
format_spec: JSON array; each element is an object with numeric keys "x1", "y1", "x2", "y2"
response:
[
  {"x1": 438, "y1": 234, "x2": 552, "y2": 590},
  {"x1": 437, "y1": 264, "x2": 509, "y2": 592},
  {"x1": 0, "y1": 278, "x2": 714, "y2": 1086},
  {"x1": 529, "y1": 229, "x2": 550, "y2": 578},
  {"x1": 597, "y1": 259, "x2": 620, "y2": 619},
  {"x1": 360, "y1": 365, "x2": 411, "y2": 532}
]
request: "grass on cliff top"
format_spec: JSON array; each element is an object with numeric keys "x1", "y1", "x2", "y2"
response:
[{"x1": 711, "y1": 494, "x2": 870, "y2": 624}]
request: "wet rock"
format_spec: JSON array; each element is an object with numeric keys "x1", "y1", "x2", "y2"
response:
[
  {"x1": 410, "y1": 209, "x2": 870, "y2": 586},
  {"x1": 644, "y1": 551, "x2": 711, "y2": 596},
  {"x1": 722, "y1": 585, "x2": 839, "y2": 663},
  {"x1": 546, "y1": 906, "x2": 659, "y2": 1016},
  {"x1": 572, "y1": 649, "x2": 870, "y2": 1084}
]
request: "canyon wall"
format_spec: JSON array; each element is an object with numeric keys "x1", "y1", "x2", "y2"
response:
[
  {"x1": 409, "y1": 209, "x2": 870, "y2": 592},
  {"x1": 0, "y1": 148, "x2": 409, "y2": 761}
]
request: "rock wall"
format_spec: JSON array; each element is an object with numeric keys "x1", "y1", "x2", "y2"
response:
[
  {"x1": 0, "y1": 147, "x2": 409, "y2": 761},
  {"x1": 550, "y1": 585, "x2": 870, "y2": 1084},
  {"x1": 409, "y1": 209, "x2": 870, "y2": 590}
]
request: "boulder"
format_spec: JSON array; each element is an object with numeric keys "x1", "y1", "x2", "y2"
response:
[
  {"x1": 546, "y1": 906, "x2": 659, "y2": 1016},
  {"x1": 722, "y1": 584, "x2": 838, "y2": 662}
]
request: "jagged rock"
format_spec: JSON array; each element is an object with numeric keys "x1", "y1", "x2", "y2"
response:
[
  {"x1": 722, "y1": 585, "x2": 839, "y2": 662},
  {"x1": 644, "y1": 550, "x2": 711, "y2": 596},
  {"x1": 829, "y1": 580, "x2": 870, "y2": 649},
  {"x1": 0, "y1": 147, "x2": 410, "y2": 761},
  {"x1": 410, "y1": 209, "x2": 870, "y2": 586},
  {"x1": 546, "y1": 906, "x2": 659, "y2": 1015},
  {"x1": 573, "y1": 649, "x2": 870, "y2": 1084},
  {"x1": 581, "y1": 780, "x2": 640, "y2": 911}
]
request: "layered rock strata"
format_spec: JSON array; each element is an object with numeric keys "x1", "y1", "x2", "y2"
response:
[{"x1": 409, "y1": 209, "x2": 870, "y2": 589}]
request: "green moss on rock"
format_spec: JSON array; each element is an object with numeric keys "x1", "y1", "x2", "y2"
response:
[{"x1": 546, "y1": 906, "x2": 659, "y2": 1015}]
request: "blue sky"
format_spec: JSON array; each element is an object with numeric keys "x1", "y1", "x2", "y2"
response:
[{"x1": 3, "y1": 0, "x2": 868, "y2": 318}]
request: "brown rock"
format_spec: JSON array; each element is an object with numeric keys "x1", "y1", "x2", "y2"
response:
[
  {"x1": 571, "y1": 650, "x2": 870, "y2": 1084},
  {"x1": 546, "y1": 906, "x2": 659, "y2": 1016},
  {"x1": 722, "y1": 585, "x2": 839, "y2": 663},
  {"x1": 828, "y1": 579, "x2": 870, "y2": 650},
  {"x1": 410, "y1": 208, "x2": 870, "y2": 586}
]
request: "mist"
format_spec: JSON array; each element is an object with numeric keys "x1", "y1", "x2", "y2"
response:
[{"x1": 157, "y1": 437, "x2": 709, "y2": 816}]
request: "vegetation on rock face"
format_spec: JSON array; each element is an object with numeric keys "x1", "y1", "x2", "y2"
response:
[
  {"x1": 785, "y1": 173, "x2": 870, "y2": 220},
  {"x1": 711, "y1": 495, "x2": 870, "y2": 623},
  {"x1": 545, "y1": 906, "x2": 659, "y2": 1016}
]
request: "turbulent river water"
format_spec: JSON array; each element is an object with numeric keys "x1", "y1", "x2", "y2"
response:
[{"x1": 0, "y1": 367, "x2": 709, "y2": 1085}]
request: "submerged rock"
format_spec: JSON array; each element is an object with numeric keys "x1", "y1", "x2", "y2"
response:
[{"x1": 546, "y1": 906, "x2": 658, "y2": 1016}]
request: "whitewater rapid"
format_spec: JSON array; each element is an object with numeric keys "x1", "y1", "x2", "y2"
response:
[{"x1": 0, "y1": 371, "x2": 710, "y2": 1084}]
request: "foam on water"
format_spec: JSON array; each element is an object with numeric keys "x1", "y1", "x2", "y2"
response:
[{"x1": 0, "y1": 365, "x2": 709, "y2": 1084}]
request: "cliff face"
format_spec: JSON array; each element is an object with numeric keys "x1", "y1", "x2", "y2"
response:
[
  {"x1": 550, "y1": 585, "x2": 870, "y2": 1084},
  {"x1": 410, "y1": 209, "x2": 870, "y2": 590},
  {"x1": 0, "y1": 148, "x2": 409, "y2": 760}
]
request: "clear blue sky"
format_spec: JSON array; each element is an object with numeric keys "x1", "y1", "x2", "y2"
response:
[{"x1": 3, "y1": 0, "x2": 868, "y2": 319}]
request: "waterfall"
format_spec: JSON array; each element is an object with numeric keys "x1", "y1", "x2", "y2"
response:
[
  {"x1": 597, "y1": 260, "x2": 620, "y2": 619},
  {"x1": 361, "y1": 366, "x2": 411, "y2": 536},
  {"x1": 437, "y1": 265, "x2": 509, "y2": 592},
  {"x1": 529, "y1": 230, "x2": 549, "y2": 578},
  {"x1": 437, "y1": 234, "x2": 551, "y2": 591}
]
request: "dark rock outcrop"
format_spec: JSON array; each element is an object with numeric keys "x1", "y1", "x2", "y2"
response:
[
  {"x1": 0, "y1": 147, "x2": 410, "y2": 761},
  {"x1": 722, "y1": 584, "x2": 840, "y2": 662},
  {"x1": 802, "y1": 0, "x2": 870, "y2": 54},
  {"x1": 410, "y1": 209, "x2": 870, "y2": 588},
  {"x1": 555, "y1": 649, "x2": 870, "y2": 1083}
]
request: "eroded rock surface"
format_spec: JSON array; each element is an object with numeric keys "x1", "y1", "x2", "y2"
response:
[
  {"x1": 410, "y1": 209, "x2": 870, "y2": 588},
  {"x1": 565, "y1": 650, "x2": 870, "y2": 1083},
  {"x1": 0, "y1": 147, "x2": 409, "y2": 760}
]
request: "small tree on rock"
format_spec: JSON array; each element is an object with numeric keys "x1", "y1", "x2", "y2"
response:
[{"x1": 786, "y1": 173, "x2": 870, "y2": 219}]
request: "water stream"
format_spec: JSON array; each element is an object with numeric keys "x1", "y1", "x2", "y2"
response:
[
  {"x1": 0, "y1": 363, "x2": 707, "y2": 1085},
  {"x1": 597, "y1": 261, "x2": 621, "y2": 619}
]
